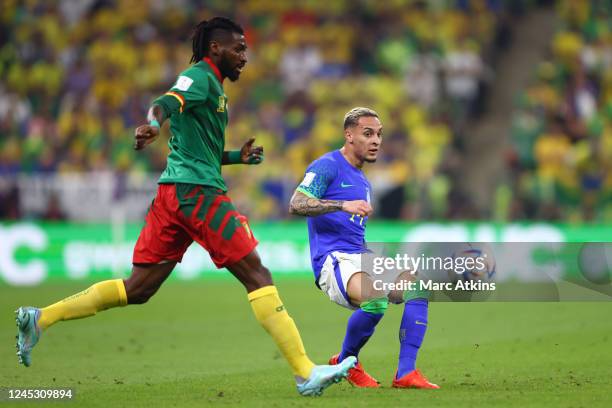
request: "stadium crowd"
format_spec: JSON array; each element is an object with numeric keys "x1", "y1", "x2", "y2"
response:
[
  {"x1": 507, "y1": 0, "x2": 611, "y2": 222},
  {"x1": 1, "y1": 0, "x2": 543, "y2": 220}
]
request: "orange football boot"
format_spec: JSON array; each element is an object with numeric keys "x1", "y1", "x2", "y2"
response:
[
  {"x1": 392, "y1": 369, "x2": 440, "y2": 389},
  {"x1": 329, "y1": 354, "x2": 380, "y2": 388}
]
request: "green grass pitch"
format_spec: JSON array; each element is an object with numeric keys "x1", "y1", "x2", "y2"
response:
[{"x1": 2, "y1": 278, "x2": 611, "y2": 407}]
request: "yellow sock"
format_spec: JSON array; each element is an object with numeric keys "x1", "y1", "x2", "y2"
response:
[
  {"x1": 248, "y1": 286, "x2": 315, "y2": 379},
  {"x1": 38, "y1": 279, "x2": 127, "y2": 331}
]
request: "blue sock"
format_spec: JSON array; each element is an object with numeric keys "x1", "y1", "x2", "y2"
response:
[
  {"x1": 338, "y1": 309, "x2": 384, "y2": 362},
  {"x1": 397, "y1": 298, "x2": 429, "y2": 378}
]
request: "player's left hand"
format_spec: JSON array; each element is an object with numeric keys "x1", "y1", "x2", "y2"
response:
[
  {"x1": 134, "y1": 124, "x2": 160, "y2": 150},
  {"x1": 240, "y1": 137, "x2": 264, "y2": 165}
]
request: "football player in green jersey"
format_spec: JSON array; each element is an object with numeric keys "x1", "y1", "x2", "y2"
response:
[{"x1": 16, "y1": 17, "x2": 355, "y2": 396}]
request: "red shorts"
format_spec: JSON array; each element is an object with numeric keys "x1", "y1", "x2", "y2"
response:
[{"x1": 133, "y1": 183, "x2": 258, "y2": 268}]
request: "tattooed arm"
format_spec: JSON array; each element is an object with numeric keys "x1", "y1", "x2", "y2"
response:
[
  {"x1": 289, "y1": 191, "x2": 344, "y2": 216},
  {"x1": 289, "y1": 190, "x2": 373, "y2": 217}
]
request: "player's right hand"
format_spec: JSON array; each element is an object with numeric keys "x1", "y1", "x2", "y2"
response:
[
  {"x1": 134, "y1": 124, "x2": 160, "y2": 150},
  {"x1": 342, "y1": 200, "x2": 373, "y2": 217}
]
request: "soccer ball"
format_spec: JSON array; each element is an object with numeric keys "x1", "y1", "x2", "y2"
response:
[{"x1": 449, "y1": 243, "x2": 496, "y2": 284}]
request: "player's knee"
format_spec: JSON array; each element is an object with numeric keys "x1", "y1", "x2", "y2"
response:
[{"x1": 347, "y1": 272, "x2": 384, "y2": 305}]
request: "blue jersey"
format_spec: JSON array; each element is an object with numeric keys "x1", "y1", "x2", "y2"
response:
[{"x1": 296, "y1": 150, "x2": 371, "y2": 281}]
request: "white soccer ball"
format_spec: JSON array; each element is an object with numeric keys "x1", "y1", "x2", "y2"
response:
[{"x1": 449, "y1": 242, "x2": 496, "y2": 284}]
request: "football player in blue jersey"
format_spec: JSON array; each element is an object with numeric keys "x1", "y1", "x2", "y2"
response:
[{"x1": 289, "y1": 107, "x2": 439, "y2": 389}]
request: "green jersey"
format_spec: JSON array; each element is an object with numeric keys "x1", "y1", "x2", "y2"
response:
[{"x1": 154, "y1": 59, "x2": 229, "y2": 191}]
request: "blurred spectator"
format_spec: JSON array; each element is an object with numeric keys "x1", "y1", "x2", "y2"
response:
[
  {"x1": 443, "y1": 37, "x2": 485, "y2": 133},
  {"x1": 280, "y1": 38, "x2": 322, "y2": 94},
  {"x1": 565, "y1": 67, "x2": 598, "y2": 123},
  {"x1": 42, "y1": 192, "x2": 66, "y2": 220},
  {"x1": 0, "y1": 181, "x2": 21, "y2": 219},
  {"x1": 404, "y1": 44, "x2": 441, "y2": 109}
]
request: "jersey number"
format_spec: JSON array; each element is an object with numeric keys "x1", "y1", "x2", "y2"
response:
[{"x1": 350, "y1": 214, "x2": 365, "y2": 226}]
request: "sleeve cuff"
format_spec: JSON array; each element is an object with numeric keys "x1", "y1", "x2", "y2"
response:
[
  {"x1": 227, "y1": 150, "x2": 242, "y2": 164},
  {"x1": 296, "y1": 187, "x2": 318, "y2": 198}
]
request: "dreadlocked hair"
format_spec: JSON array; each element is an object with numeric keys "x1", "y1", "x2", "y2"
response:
[{"x1": 190, "y1": 17, "x2": 244, "y2": 63}]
